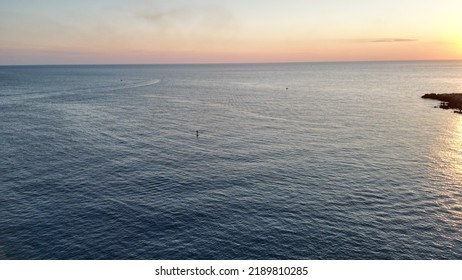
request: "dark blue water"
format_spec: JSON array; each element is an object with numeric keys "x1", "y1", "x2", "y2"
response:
[{"x1": 1, "y1": 62, "x2": 461, "y2": 259}]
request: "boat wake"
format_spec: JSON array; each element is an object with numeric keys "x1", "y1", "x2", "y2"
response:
[{"x1": 1, "y1": 79, "x2": 161, "y2": 104}]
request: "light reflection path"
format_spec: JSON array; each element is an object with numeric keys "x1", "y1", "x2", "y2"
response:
[{"x1": 432, "y1": 115, "x2": 462, "y2": 253}]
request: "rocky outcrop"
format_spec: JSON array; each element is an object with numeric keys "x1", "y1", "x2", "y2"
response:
[{"x1": 422, "y1": 93, "x2": 462, "y2": 110}]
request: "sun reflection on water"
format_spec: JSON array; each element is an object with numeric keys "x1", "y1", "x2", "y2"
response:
[
  {"x1": 446, "y1": 115, "x2": 462, "y2": 177},
  {"x1": 432, "y1": 115, "x2": 462, "y2": 239}
]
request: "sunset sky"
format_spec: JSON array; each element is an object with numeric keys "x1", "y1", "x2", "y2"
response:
[{"x1": 1, "y1": 0, "x2": 462, "y2": 65}]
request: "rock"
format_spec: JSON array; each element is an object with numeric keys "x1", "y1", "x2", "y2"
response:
[{"x1": 422, "y1": 93, "x2": 462, "y2": 111}]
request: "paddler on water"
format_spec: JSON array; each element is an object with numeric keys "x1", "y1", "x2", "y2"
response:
[{"x1": 196, "y1": 130, "x2": 199, "y2": 137}]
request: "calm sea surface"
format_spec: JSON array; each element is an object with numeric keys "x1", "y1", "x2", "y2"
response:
[{"x1": 1, "y1": 61, "x2": 461, "y2": 259}]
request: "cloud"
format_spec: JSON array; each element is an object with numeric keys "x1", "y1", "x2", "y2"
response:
[
  {"x1": 136, "y1": 5, "x2": 239, "y2": 47},
  {"x1": 138, "y1": 6, "x2": 236, "y2": 30},
  {"x1": 371, "y1": 38, "x2": 418, "y2": 43},
  {"x1": 368, "y1": 38, "x2": 418, "y2": 43},
  {"x1": 139, "y1": 8, "x2": 193, "y2": 23}
]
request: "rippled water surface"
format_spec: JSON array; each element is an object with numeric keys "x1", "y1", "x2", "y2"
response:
[{"x1": 1, "y1": 62, "x2": 461, "y2": 259}]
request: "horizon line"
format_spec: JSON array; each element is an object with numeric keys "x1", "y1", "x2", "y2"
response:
[{"x1": 1, "y1": 58, "x2": 462, "y2": 67}]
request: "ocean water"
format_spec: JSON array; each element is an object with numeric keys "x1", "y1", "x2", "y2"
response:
[{"x1": 0, "y1": 61, "x2": 461, "y2": 259}]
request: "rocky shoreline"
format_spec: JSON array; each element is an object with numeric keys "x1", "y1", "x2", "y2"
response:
[{"x1": 422, "y1": 93, "x2": 462, "y2": 112}]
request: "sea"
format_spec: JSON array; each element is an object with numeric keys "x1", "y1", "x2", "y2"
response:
[{"x1": 1, "y1": 61, "x2": 461, "y2": 259}]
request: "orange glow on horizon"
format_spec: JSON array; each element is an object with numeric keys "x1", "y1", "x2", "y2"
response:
[{"x1": 2, "y1": 1, "x2": 462, "y2": 65}]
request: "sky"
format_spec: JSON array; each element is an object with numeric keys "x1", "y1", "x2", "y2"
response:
[{"x1": 1, "y1": 0, "x2": 462, "y2": 65}]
